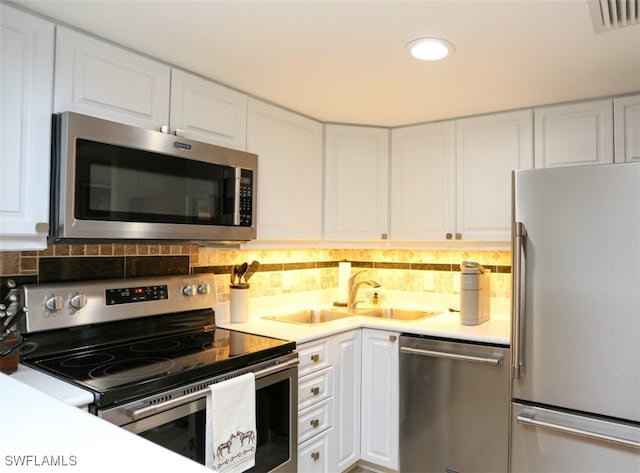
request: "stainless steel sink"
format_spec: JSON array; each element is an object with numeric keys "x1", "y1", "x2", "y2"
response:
[
  {"x1": 358, "y1": 307, "x2": 443, "y2": 321},
  {"x1": 263, "y1": 307, "x2": 443, "y2": 325},
  {"x1": 262, "y1": 309, "x2": 352, "y2": 325}
]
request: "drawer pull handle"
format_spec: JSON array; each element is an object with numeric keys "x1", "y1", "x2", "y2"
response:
[
  {"x1": 310, "y1": 419, "x2": 319, "y2": 428},
  {"x1": 389, "y1": 335, "x2": 397, "y2": 342},
  {"x1": 310, "y1": 354, "x2": 320, "y2": 362},
  {"x1": 310, "y1": 387, "x2": 320, "y2": 395},
  {"x1": 311, "y1": 452, "x2": 320, "y2": 461}
]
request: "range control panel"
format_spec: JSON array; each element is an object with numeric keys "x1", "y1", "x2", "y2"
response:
[
  {"x1": 20, "y1": 274, "x2": 217, "y2": 333},
  {"x1": 106, "y1": 285, "x2": 168, "y2": 305}
]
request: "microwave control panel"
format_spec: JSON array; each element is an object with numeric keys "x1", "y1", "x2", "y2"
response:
[{"x1": 239, "y1": 169, "x2": 253, "y2": 227}]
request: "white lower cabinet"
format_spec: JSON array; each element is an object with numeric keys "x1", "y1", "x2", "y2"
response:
[
  {"x1": 298, "y1": 398, "x2": 333, "y2": 444},
  {"x1": 360, "y1": 328, "x2": 399, "y2": 470},
  {"x1": 297, "y1": 331, "x2": 364, "y2": 473},
  {"x1": 296, "y1": 338, "x2": 336, "y2": 470},
  {"x1": 298, "y1": 427, "x2": 333, "y2": 473},
  {"x1": 333, "y1": 330, "x2": 362, "y2": 472}
]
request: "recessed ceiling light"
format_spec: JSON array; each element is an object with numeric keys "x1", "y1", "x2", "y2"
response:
[{"x1": 407, "y1": 37, "x2": 455, "y2": 61}]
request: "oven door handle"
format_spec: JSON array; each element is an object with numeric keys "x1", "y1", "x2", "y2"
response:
[{"x1": 126, "y1": 358, "x2": 298, "y2": 421}]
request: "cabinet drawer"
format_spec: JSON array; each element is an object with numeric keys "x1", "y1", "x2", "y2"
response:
[
  {"x1": 299, "y1": 366, "x2": 333, "y2": 410},
  {"x1": 297, "y1": 338, "x2": 332, "y2": 377},
  {"x1": 298, "y1": 427, "x2": 332, "y2": 473},
  {"x1": 298, "y1": 398, "x2": 333, "y2": 444}
]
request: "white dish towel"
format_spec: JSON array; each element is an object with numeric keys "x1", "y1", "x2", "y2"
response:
[{"x1": 206, "y1": 372, "x2": 256, "y2": 473}]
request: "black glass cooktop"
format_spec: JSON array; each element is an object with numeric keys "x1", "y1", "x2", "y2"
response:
[{"x1": 23, "y1": 310, "x2": 295, "y2": 407}]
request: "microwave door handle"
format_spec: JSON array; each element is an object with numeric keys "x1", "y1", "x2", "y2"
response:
[{"x1": 233, "y1": 167, "x2": 241, "y2": 225}]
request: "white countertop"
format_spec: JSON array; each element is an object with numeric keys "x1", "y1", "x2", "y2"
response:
[
  {"x1": 2, "y1": 289, "x2": 509, "y2": 473},
  {"x1": 217, "y1": 291, "x2": 511, "y2": 346},
  {"x1": 10, "y1": 364, "x2": 95, "y2": 408},
  {"x1": 0, "y1": 373, "x2": 210, "y2": 473}
]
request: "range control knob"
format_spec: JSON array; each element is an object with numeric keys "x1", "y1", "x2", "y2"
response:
[
  {"x1": 182, "y1": 285, "x2": 195, "y2": 297},
  {"x1": 45, "y1": 295, "x2": 64, "y2": 312},
  {"x1": 69, "y1": 293, "x2": 88, "y2": 310},
  {"x1": 197, "y1": 283, "x2": 210, "y2": 295}
]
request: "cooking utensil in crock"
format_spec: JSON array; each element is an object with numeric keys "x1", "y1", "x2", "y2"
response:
[{"x1": 244, "y1": 260, "x2": 260, "y2": 282}]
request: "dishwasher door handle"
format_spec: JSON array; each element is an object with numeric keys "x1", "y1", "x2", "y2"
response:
[{"x1": 400, "y1": 346, "x2": 503, "y2": 366}]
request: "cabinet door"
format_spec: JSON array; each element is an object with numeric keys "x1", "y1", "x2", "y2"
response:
[
  {"x1": 534, "y1": 99, "x2": 613, "y2": 168},
  {"x1": 390, "y1": 121, "x2": 455, "y2": 240},
  {"x1": 54, "y1": 27, "x2": 170, "y2": 130},
  {"x1": 0, "y1": 5, "x2": 54, "y2": 250},
  {"x1": 324, "y1": 125, "x2": 389, "y2": 240},
  {"x1": 246, "y1": 99, "x2": 323, "y2": 240},
  {"x1": 456, "y1": 109, "x2": 533, "y2": 241},
  {"x1": 361, "y1": 329, "x2": 399, "y2": 470},
  {"x1": 333, "y1": 330, "x2": 362, "y2": 472},
  {"x1": 298, "y1": 427, "x2": 333, "y2": 473},
  {"x1": 614, "y1": 94, "x2": 640, "y2": 163},
  {"x1": 170, "y1": 69, "x2": 247, "y2": 150}
]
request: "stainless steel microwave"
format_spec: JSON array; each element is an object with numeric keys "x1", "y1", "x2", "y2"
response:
[{"x1": 50, "y1": 112, "x2": 257, "y2": 243}]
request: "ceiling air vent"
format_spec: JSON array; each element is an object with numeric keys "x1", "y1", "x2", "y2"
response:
[{"x1": 589, "y1": 0, "x2": 639, "y2": 31}]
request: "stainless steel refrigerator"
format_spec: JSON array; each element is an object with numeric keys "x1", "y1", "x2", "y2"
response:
[{"x1": 510, "y1": 163, "x2": 640, "y2": 472}]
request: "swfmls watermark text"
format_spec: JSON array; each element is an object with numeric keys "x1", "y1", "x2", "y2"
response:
[{"x1": 4, "y1": 454, "x2": 78, "y2": 468}]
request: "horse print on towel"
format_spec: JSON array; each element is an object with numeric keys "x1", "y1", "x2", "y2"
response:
[
  {"x1": 236, "y1": 430, "x2": 255, "y2": 447},
  {"x1": 214, "y1": 429, "x2": 256, "y2": 470}
]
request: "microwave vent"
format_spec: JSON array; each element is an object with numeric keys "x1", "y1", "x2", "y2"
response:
[{"x1": 589, "y1": 0, "x2": 639, "y2": 31}]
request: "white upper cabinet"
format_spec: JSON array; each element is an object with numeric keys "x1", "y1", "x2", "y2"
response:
[
  {"x1": 614, "y1": 94, "x2": 640, "y2": 164},
  {"x1": 391, "y1": 120, "x2": 456, "y2": 241},
  {"x1": 0, "y1": 5, "x2": 54, "y2": 250},
  {"x1": 324, "y1": 125, "x2": 389, "y2": 240},
  {"x1": 534, "y1": 99, "x2": 614, "y2": 168},
  {"x1": 54, "y1": 29, "x2": 248, "y2": 148},
  {"x1": 246, "y1": 99, "x2": 323, "y2": 241},
  {"x1": 456, "y1": 109, "x2": 533, "y2": 241},
  {"x1": 54, "y1": 26, "x2": 171, "y2": 130},
  {"x1": 169, "y1": 69, "x2": 247, "y2": 150},
  {"x1": 391, "y1": 110, "x2": 532, "y2": 242}
]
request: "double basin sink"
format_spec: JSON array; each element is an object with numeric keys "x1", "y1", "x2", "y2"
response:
[{"x1": 263, "y1": 307, "x2": 443, "y2": 325}]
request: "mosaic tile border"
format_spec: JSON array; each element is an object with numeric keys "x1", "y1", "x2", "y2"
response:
[{"x1": 194, "y1": 260, "x2": 511, "y2": 275}]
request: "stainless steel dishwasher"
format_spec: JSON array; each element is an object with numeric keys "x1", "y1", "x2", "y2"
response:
[{"x1": 399, "y1": 336, "x2": 510, "y2": 473}]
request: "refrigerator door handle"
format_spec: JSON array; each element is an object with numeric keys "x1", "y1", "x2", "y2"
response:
[
  {"x1": 512, "y1": 221, "x2": 526, "y2": 379},
  {"x1": 516, "y1": 411, "x2": 640, "y2": 449}
]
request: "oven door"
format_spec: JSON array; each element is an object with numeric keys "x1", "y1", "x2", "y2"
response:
[
  {"x1": 113, "y1": 361, "x2": 298, "y2": 472},
  {"x1": 124, "y1": 397, "x2": 207, "y2": 463}
]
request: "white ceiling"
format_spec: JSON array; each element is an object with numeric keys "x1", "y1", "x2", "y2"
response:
[{"x1": 12, "y1": 0, "x2": 640, "y2": 127}]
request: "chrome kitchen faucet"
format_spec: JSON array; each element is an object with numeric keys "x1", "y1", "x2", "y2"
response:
[{"x1": 347, "y1": 270, "x2": 381, "y2": 312}]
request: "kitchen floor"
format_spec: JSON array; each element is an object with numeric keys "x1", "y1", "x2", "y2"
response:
[{"x1": 348, "y1": 467, "x2": 376, "y2": 473}]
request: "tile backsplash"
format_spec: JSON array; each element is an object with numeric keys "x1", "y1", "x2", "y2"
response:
[{"x1": 0, "y1": 245, "x2": 511, "y2": 301}]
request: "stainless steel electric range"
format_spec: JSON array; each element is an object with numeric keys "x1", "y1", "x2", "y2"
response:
[{"x1": 18, "y1": 274, "x2": 298, "y2": 472}]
